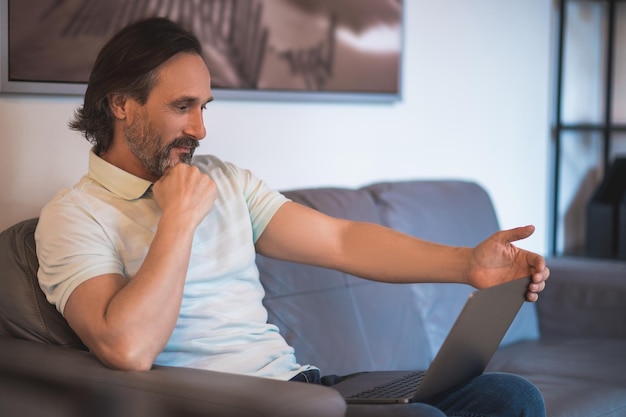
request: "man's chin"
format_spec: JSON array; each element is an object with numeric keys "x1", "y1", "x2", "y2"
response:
[
  {"x1": 181, "y1": 153, "x2": 194, "y2": 165},
  {"x1": 170, "y1": 147, "x2": 194, "y2": 165}
]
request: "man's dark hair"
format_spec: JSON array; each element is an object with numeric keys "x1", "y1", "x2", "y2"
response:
[{"x1": 69, "y1": 17, "x2": 203, "y2": 155}]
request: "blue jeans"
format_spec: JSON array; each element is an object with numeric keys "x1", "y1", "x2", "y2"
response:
[{"x1": 290, "y1": 370, "x2": 546, "y2": 417}]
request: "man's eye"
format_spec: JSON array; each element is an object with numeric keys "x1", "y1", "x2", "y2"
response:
[{"x1": 178, "y1": 106, "x2": 188, "y2": 112}]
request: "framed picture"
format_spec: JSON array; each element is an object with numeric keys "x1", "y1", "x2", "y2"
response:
[{"x1": 0, "y1": 0, "x2": 403, "y2": 102}]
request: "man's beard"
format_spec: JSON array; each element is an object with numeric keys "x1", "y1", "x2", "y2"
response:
[{"x1": 124, "y1": 112, "x2": 198, "y2": 178}]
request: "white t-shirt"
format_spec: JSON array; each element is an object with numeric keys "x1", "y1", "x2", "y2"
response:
[{"x1": 35, "y1": 151, "x2": 311, "y2": 380}]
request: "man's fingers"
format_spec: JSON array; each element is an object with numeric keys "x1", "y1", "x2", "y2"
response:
[
  {"x1": 525, "y1": 291, "x2": 539, "y2": 303},
  {"x1": 500, "y1": 225, "x2": 535, "y2": 243}
]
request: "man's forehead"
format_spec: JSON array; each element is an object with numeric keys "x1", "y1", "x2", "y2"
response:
[{"x1": 151, "y1": 53, "x2": 212, "y2": 102}]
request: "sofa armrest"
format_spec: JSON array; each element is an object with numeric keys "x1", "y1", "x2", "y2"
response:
[
  {"x1": 0, "y1": 337, "x2": 346, "y2": 417},
  {"x1": 537, "y1": 256, "x2": 626, "y2": 339}
]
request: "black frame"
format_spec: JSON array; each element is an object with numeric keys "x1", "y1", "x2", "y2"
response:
[{"x1": 551, "y1": 0, "x2": 626, "y2": 255}]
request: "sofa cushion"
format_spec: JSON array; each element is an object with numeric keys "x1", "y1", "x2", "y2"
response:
[
  {"x1": 488, "y1": 339, "x2": 626, "y2": 417},
  {"x1": 366, "y1": 180, "x2": 499, "y2": 247},
  {"x1": 538, "y1": 256, "x2": 626, "y2": 339},
  {"x1": 0, "y1": 219, "x2": 85, "y2": 349},
  {"x1": 489, "y1": 339, "x2": 626, "y2": 387}
]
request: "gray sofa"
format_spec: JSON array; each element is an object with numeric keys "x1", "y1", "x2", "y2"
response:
[{"x1": 2, "y1": 179, "x2": 626, "y2": 416}]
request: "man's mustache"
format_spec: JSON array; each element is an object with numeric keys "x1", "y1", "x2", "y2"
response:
[{"x1": 168, "y1": 137, "x2": 199, "y2": 150}]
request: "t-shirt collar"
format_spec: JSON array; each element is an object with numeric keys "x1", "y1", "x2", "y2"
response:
[{"x1": 88, "y1": 149, "x2": 153, "y2": 200}]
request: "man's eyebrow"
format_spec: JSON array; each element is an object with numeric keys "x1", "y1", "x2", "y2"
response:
[{"x1": 169, "y1": 96, "x2": 214, "y2": 107}]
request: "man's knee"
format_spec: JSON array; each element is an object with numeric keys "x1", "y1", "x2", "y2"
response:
[{"x1": 428, "y1": 372, "x2": 546, "y2": 417}]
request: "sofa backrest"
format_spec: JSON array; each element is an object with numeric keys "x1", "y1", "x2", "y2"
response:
[
  {"x1": 0, "y1": 218, "x2": 85, "y2": 349},
  {"x1": 257, "y1": 180, "x2": 539, "y2": 376}
]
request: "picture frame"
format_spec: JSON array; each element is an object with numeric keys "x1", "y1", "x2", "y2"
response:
[{"x1": 0, "y1": 0, "x2": 403, "y2": 102}]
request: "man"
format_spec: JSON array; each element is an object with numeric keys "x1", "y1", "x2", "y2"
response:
[{"x1": 36, "y1": 17, "x2": 549, "y2": 416}]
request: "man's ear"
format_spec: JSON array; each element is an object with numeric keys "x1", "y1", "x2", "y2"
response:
[{"x1": 108, "y1": 93, "x2": 129, "y2": 120}]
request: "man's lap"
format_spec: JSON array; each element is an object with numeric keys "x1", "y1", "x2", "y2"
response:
[{"x1": 290, "y1": 371, "x2": 545, "y2": 417}]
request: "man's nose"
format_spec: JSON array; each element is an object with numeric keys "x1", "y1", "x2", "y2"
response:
[{"x1": 184, "y1": 108, "x2": 206, "y2": 140}]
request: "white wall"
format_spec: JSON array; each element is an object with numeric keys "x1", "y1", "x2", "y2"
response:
[{"x1": 0, "y1": 0, "x2": 553, "y2": 255}]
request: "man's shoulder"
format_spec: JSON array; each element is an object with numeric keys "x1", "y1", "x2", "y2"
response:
[
  {"x1": 42, "y1": 176, "x2": 104, "y2": 211},
  {"x1": 36, "y1": 179, "x2": 107, "y2": 250},
  {"x1": 192, "y1": 154, "x2": 230, "y2": 172},
  {"x1": 38, "y1": 173, "x2": 127, "y2": 233},
  {"x1": 192, "y1": 154, "x2": 246, "y2": 182}
]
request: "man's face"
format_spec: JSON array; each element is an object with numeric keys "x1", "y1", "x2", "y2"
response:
[
  {"x1": 122, "y1": 53, "x2": 213, "y2": 180},
  {"x1": 123, "y1": 108, "x2": 198, "y2": 178}
]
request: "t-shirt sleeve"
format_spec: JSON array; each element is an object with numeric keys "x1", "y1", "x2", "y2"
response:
[
  {"x1": 224, "y1": 162, "x2": 289, "y2": 243},
  {"x1": 35, "y1": 202, "x2": 124, "y2": 316}
]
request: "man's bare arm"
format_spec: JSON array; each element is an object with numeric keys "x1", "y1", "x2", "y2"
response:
[
  {"x1": 64, "y1": 164, "x2": 216, "y2": 371},
  {"x1": 256, "y1": 202, "x2": 548, "y2": 300}
]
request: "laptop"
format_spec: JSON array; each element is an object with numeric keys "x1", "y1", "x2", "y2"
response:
[{"x1": 332, "y1": 276, "x2": 531, "y2": 404}]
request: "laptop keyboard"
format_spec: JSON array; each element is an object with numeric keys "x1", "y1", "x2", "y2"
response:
[{"x1": 348, "y1": 371, "x2": 426, "y2": 399}]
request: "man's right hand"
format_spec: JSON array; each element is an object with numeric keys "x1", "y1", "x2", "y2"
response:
[{"x1": 152, "y1": 163, "x2": 217, "y2": 228}]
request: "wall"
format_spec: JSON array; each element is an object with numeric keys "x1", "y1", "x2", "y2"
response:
[{"x1": 0, "y1": 0, "x2": 553, "y2": 255}]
